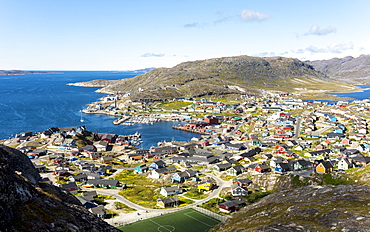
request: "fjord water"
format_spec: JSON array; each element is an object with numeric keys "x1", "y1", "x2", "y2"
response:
[{"x1": 0, "y1": 71, "x2": 197, "y2": 148}]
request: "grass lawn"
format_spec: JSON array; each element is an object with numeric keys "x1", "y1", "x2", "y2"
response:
[{"x1": 117, "y1": 208, "x2": 220, "y2": 232}]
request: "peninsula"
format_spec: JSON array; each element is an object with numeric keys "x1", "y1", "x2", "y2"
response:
[{"x1": 68, "y1": 55, "x2": 367, "y2": 101}]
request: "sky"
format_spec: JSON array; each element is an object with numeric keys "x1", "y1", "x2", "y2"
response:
[{"x1": 1, "y1": 0, "x2": 369, "y2": 71}]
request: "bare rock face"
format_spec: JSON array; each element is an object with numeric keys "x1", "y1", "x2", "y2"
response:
[
  {"x1": 211, "y1": 184, "x2": 370, "y2": 232},
  {"x1": 0, "y1": 145, "x2": 120, "y2": 232}
]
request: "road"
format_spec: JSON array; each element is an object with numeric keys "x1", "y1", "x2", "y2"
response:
[
  {"x1": 82, "y1": 169, "x2": 230, "y2": 225},
  {"x1": 293, "y1": 117, "x2": 302, "y2": 139}
]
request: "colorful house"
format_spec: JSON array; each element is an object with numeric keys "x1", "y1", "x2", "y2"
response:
[
  {"x1": 156, "y1": 197, "x2": 180, "y2": 208},
  {"x1": 198, "y1": 181, "x2": 213, "y2": 191},
  {"x1": 254, "y1": 163, "x2": 271, "y2": 173},
  {"x1": 227, "y1": 165, "x2": 245, "y2": 176},
  {"x1": 219, "y1": 199, "x2": 246, "y2": 213},
  {"x1": 275, "y1": 163, "x2": 291, "y2": 174},
  {"x1": 316, "y1": 161, "x2": 334, "y2": 174}
]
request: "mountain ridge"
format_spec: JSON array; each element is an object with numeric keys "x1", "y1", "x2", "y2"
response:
[
  {"x1": 307, "y1": 54, "x2": 370, "y2": 84},
  {"x1": 71, "y1": 55, "x2": 360, "y2": 100}
]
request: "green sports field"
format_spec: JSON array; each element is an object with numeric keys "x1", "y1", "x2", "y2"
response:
[{"x1": 117, "y1": 208, "x2": 221, "y2": 232}]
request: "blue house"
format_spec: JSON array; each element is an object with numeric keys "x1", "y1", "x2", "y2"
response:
[
  {"x1": 171, "y1": 169, "x2": 196, "y2": 183},
  {"x1": 224, "y1": 143, "x2": 247, "y2": 151},
  {"x1": 149, "y1": 160, "x2": 166, "y2": 170},
  {"x1": 275, "y1": 163, "x2": 291, "y2": 174},
  {"x1": 334, "y1": 128, "x2": 344, "y2": 134},
  {"x1": 329, "y1": 116, "x2": 337, "y2": 122},
  {"x1": 134, "y1": 164, "x2": 148, "y2": 173}
]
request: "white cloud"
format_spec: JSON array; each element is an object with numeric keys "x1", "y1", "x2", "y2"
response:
[
  {"x1": 306, "y1": 42, "x2": 353, "y2": 54},
  {"x1": 305, "y1": 25, "x2": 337, "y2": 36},
  {"x1": 254, "y1": 52, "x2": 276, "y2": 57},
  {"x1": 184, "y1": 22, "x2": 200, "y2": 28},
  {"x1": 240, "y1": 9, "x2": 270, "y2": 22},
  {"x1": 141, "y1": 53, "x2": 165, "y2": 57}
]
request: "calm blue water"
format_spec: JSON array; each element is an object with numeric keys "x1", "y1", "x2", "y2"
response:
[
  {"x1": 0, "y1": 71, "x2": 197, "y2": 148},
  {"x1": 325, "y1": 85, "x2": 370, "y2": 100}
]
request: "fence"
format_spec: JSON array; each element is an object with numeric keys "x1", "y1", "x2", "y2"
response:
[{"x1": 192, "y1": 206, "x2": 229, "y2": 222}]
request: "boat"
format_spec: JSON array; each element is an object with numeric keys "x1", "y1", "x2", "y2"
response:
[{"x1": 80, "y1": 110, "x2": 84, "y2": 123}]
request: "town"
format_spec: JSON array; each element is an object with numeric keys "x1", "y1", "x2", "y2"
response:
[{"x1": 2, "y1": 90, "x2": 370, "y2": 226}]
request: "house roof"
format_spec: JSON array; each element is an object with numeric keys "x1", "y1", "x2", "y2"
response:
[
  {"x1": 89, "y1": 205, "x2": 105, "y2": 215},
  {"x1": 158, "y1": 197, "x2": 180, "y2": 204},
  {"x1": 231, "y1": 165, "x2": 245, "y2": 172},
  {"x1": 235, "y1": 178, "x2": 252, "y2": 185},
  {"x1": 61, "y1": 182, "x2": 78, "y2": 190},
  {"x1": 163, "y1": 186, "x2": 182, "y2": 192},
  {"x1": 219, "y1": 199, "x2": 245, "y2": 208},
  {"x1": 86, "y1": 179, "x2": 119, "y2": 186},
  {"x1": 216, "y1": 163, "x2": 232, "y2": 169}
]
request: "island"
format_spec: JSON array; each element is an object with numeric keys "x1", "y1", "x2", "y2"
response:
[{"x1": 0, "y1": 70, "x2": 57, "y2": 75}]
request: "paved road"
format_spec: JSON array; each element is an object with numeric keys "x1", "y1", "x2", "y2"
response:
[
  {"x1": 293, "y1": 117, "x2": 302, "y2": 139},
  {"x1": 82, "y1": 169, "x2": 230, "y2": 225}
]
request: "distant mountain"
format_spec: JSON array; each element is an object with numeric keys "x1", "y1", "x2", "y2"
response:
[
  {"x1": 307, "y1": 54, "x2": 370, "y2": 84},
  {"x1": 132, "y1": 67, "x2": 156, "y2": 73},
  {"x1": 0, "y1": 70, "x2": 55, "y2": 75}
]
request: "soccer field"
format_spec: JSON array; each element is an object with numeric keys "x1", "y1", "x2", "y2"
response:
[{"x1": 117, "y1": 208, "x2": 221, "y2": 232}]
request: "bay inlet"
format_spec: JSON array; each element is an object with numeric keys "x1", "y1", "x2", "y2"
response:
[{"x1": 0, "y1": 71, "x2": 198, "y2": 148}]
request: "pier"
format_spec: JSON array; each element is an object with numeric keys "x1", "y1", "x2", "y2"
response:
[
  {"x1": 113, "y1": 116, "x2": 131, "y2": 125},
  {"x1": 172, "y1": 126, "x2": 209, "y2": 135}
]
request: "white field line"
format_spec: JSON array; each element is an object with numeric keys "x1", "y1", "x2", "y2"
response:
[
  {"x1": 148, "y1": 219, "x2": 173, "y2": 232},
  {"x1": 184, "y1": 212, "x2": 214, "y2": 228}
]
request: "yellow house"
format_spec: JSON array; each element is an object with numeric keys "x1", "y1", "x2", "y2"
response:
[
  {"x1": 197, "y1": 181, "x2": 213, "y2": 191},
  {"x1": 316, "y1": 161, "x2": 334, "y2": 174}
]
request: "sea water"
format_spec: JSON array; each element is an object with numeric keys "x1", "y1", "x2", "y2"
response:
[
  {"x1": 0, "y1": 71, "x2": 197, "y2": 148},
  {"x1": 325, "y1": 85, "x2": 370, "y2": 100}
]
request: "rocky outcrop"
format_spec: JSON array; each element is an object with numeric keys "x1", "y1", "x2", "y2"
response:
[
  {"x1": 211, "y1": 184, "x2": 370, "y2": 232},
  {"x1": 0, "y1": 145, "x2": 120, "y2": 232}
]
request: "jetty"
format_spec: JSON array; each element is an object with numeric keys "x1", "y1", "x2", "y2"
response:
[
  {"x1": 113, "y1": 116, "x2": 131, "y2": 125},
  {"x1": 172, "y1": 125, "x2": 209, "y2": 135}
]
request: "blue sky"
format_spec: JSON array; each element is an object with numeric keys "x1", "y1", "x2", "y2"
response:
[{"x1": 1, "y1": 0, "x2": 369, "y2": 70}]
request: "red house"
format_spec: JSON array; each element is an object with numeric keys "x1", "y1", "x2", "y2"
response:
[
  {"x1": 60, "y1": 182, "x2": 79, "y2": 193},
  {"x1": 254, "y1": 164, "x2": 271, "y2": 173},
  {"x1": 204, "y1": 117, "x2": 219, "y2": 125},
  {"x1": 219, "y1": 199, "x2": 246, "y2": 213}
]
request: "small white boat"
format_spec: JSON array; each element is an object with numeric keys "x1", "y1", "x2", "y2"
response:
[{"x1": 80, "y1": 110, "x2": 84, "y2": 122}]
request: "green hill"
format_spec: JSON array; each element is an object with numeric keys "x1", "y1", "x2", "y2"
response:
[{"x1": 72, "y1": 55, "x2": 360, "y2": 100}]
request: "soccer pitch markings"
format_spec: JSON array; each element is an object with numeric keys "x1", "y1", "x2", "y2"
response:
[{"x1": 118, "y1": 208, "x2": 221, "y2": 232}]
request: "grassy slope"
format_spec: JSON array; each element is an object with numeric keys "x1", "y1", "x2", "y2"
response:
[{"x1": 88, "y1": 55, "x2": 359, "y2": 100}]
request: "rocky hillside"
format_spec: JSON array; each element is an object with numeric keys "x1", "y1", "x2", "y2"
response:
[
  {"x1": 71, "y1": 55, "x2": 359, "y2": 100},
  {"x1": 0, "y1": 145, "x2": 120, "y2": 232},
  {"x1": 308, "y1": 54, "x2": 370, "y2": 84},
  {"x1": 211, "y1": 184, "x2": 370, "y2": 232}
]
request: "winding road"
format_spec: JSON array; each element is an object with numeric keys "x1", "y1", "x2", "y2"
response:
[{"x1": 83, "y1": 169, "x2": 229, "y2": 225}]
